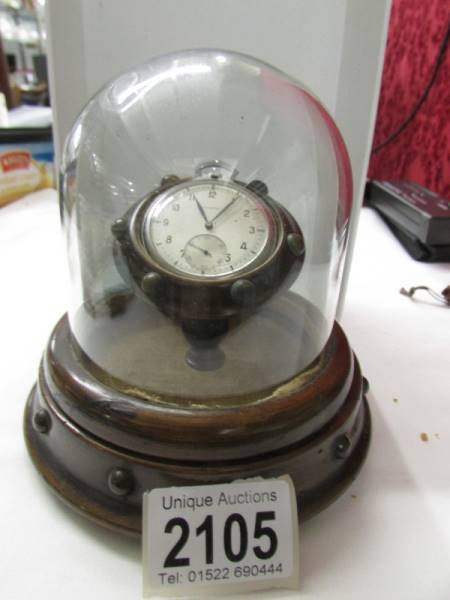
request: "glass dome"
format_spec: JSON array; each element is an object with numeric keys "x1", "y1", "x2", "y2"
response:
[{"x1": 60, "y1": 49, "x2": 352, "y2": 401}]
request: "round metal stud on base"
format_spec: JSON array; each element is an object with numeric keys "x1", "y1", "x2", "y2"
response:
[{"x1": 24, "y1": 314, "x2": 370, "y2": 537}]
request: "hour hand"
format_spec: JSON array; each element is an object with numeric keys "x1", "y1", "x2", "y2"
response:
[{"x1": 193, "y1": 193, "x2": 212, "y2": 230}]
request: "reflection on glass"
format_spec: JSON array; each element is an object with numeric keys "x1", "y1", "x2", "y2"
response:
[{"x1": 61, "y1": 49, "x2": 352, "y2": 402}]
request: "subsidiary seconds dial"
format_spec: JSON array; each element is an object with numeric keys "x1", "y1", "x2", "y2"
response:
[{"x1": 142, "y1": 181, "x2": 275, "y2": 278}]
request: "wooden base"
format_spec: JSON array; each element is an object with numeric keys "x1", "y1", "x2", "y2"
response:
[{"x1": 24, "y1": 313, "x2": 370, "y2": 536}]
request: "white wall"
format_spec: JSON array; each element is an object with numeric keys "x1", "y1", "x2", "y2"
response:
[
  {"x1": 46, "y1": 0, "x2": 391, "y2": 311},
  {"x1": 47, "y1": 0, "x2": 355, "y2": 160},
  {"x1": 334, "y1": 0, "x2": 392, "y2": 303}
]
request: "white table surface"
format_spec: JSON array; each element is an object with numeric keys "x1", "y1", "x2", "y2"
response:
[
  {"x1": 6, "y1": 105, "x2": 53, "y2": 128},
  {"x1": 1, "y1": 190, "x2": 449, "y2": 600}
]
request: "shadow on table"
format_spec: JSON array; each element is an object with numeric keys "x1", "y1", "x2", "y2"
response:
[{"x1": 40, "y1": 484, "x2": 141, "y2": 561}]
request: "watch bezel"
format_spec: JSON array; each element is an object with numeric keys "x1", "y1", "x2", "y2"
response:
[{"x1": 129, "y1": 178, "x2": 284, "y2": 285}]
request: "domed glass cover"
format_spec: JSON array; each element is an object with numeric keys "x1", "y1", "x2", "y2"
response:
[{"x1": 60, "y1": 49, "x2": 352, "y2": 400}]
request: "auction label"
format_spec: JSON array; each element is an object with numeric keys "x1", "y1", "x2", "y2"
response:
[{"x1": 143, "y1": 477, "x2": 300, "y2": 597}]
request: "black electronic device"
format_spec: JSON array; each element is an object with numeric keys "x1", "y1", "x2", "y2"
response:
[{"x1": 365, "y1": 180, "x2": 450, "y2": 261}]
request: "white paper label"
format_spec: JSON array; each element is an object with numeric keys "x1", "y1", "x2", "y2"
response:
[{"x1": 143, "y1": 477, "x2": 300, "y2": 597}]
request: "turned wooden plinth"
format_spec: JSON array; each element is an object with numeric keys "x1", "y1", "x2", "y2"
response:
[{"x1": 24, "y1": 314, "x2": 370, "y2": 536}]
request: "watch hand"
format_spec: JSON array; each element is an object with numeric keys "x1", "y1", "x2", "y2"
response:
[
  {"x1": 193, "y1": 193, "x2": 213, "y2": 230},
  {"x1": 188, "y1": 241, "x2": 212, "y2": 256},
  {"x1": 210, "y1": 195, "x2": 239, "y2": 225}
]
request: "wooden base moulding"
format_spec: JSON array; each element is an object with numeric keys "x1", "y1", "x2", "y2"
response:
[{"x1": 24, "y1": 314, "x2": 371, "y2": 536}]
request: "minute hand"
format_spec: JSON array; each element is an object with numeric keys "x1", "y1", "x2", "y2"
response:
[{"x1": 210, "y1": 196, "x2": 239, "y2": 225}]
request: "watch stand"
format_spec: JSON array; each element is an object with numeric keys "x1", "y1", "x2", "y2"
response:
[{"x1": 181, "y1": 318, "x2": 229, "y2": 371}]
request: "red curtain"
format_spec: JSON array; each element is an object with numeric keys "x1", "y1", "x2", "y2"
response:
[{"x1": 368, "y1": 0, "x2": 450, "y2": 199}]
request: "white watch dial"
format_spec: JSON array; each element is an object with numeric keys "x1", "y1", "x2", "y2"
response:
[{"x1": 142, "y1": 180, "x2": 276, "y2": 278}]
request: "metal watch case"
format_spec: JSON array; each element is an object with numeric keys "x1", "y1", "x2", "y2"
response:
[{"x1": 112, "y1": 175, "x2": 306, "y2": 321}]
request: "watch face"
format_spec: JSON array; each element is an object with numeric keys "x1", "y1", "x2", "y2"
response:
[{"x1": 140, "y1": 180, "x2": 278, "y2": 279}]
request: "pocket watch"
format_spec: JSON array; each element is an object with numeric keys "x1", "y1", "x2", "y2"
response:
[{"x1": 112, "y1": 161, "x2": 305, "y2": 325}]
